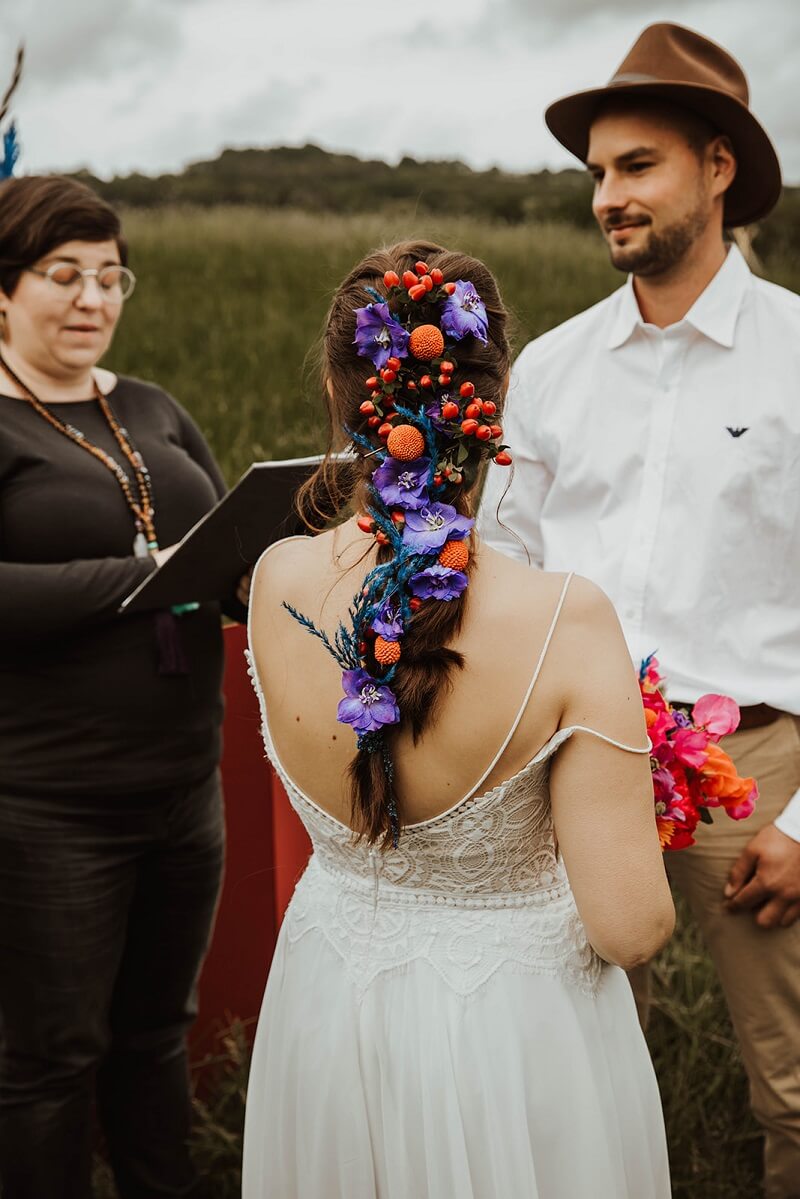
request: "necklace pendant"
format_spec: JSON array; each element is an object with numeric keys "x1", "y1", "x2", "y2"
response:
[{"x1": 133, "y1": 531, "x2": 150, "y2": 559}]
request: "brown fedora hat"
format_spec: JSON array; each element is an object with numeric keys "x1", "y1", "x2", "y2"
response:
[{"x1": 545, "y1": 22, "x2": 782, "y2": 226}]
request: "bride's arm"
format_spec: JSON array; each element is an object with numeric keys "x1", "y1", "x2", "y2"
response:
[{"x1": 548, "y1": 577, "x2": 675, "y2": 970}]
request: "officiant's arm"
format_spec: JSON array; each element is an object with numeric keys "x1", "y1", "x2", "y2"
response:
[
  {"x1": 0, "y1": 555, "x2": 157, "y2": 643},
  {"x1": 476, "y1": 345, "x2": 552, "y2": 567}
]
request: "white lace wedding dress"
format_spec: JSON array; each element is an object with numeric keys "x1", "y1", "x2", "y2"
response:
[{"x1": 242, "y1": 571, "x2": 670, "y2": 1198}]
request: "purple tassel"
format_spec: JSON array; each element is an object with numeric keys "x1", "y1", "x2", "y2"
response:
[{"x1": 154, "y1": 610, "x2": 189, "y2": 675}]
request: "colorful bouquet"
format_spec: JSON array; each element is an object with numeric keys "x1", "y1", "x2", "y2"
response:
[{"x1": 639, "y1": 655, "x2": 758, "y2": 851}]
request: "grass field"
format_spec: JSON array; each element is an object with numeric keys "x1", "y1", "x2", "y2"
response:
[{"x1": 101, "y1": 208, "x2": 798, "y2": 1198}]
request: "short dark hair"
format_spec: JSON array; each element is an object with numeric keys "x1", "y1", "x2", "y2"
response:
[{"x1": 0, "y1": 175, "x2": 127, "y2": 296}]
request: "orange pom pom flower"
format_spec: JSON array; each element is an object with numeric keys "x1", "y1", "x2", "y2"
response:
[
  {"x1": 387, "y1": 424, "x2": 426, "y2": 460},
  {"x1": 408, "y1": 324, "x2": 445, "y2": 361},
  {"x1": 438, "y1": 540, "x2": 469, "y2": 570},
  {"x1": 374, "y1": 636, "x2": 401, "y2": 666}
]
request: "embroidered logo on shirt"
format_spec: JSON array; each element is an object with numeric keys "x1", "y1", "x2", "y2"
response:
[{"x1": 726, "y1": 427, "x2": 749, "y2": 438}]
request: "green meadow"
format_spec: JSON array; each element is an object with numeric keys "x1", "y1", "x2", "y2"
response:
[{"x1": 99, "y1": 207, "x2": 797, "y2": 1198}]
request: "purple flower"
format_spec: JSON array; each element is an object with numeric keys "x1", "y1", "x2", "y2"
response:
[
  {"x1": 337, "y1": 669, "x2": 400, "y2": 735},
  {"x1": 672, "y1": 709, "x2": 692, "y2": 729},
  {"x1": 403, "y1": 503, "x2": 474, "y2": 553},
  {"x1": 371, "y1": 603, "x2": 404, "y2": 641},
  {"x1": 353, "y1": 303, "x2": 410, "y2": 369},
  {"x1": 441, "y1": 280, "x2": 488, "y2": 346},
  {"x1": 373, "y1": 455, "x2": 431, "y2": 510},
  {"x1": 410, "y1": 565, "x2": 469, "y2": 601}
]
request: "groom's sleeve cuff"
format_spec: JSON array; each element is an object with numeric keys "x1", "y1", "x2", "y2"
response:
[{"x1": 773, "y1": 788, "x2": 800, "y2": 844}]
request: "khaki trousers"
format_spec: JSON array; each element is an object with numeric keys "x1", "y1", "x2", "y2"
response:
[{"x1": 635, "y1": 714, "x2": 800, "y2": 1199}]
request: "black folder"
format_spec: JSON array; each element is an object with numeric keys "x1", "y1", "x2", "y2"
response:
[{"x1": 119, "y1": 455, "x2": 328, "y2": 614}]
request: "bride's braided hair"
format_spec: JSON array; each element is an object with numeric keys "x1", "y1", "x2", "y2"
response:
[{"x1": 293, "y1": 241, "x2": 511, "y2": 848}]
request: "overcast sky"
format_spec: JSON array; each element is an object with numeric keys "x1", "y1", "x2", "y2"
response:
[{"x1": 2, "y1": 0, "x2": 798, "y2": 183}]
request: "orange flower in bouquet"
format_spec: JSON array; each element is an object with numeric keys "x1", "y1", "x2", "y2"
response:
[{"x1": 639, "y1": 655, "x2": 758, "y2": 851}]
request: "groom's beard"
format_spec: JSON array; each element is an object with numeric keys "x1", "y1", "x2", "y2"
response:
[{"x1": 604, "y1": 202, "x2": 710, "y2": 277}]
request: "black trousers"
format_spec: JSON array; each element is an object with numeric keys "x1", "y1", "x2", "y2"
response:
[{"x1": 0, "y1": 770, "x2": 225, "y2": 1199}]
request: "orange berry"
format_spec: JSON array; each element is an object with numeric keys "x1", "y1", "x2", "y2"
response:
[
  {"x1": 378, "y1": 422, "x2": 392, "y2": 439},
  {"x1": 459, "y1": 381, "x2": 475, "y2": 398},
  {"x1": 374, "y1": 636, "x2": 401, "y2": 665},
  {"x1": 440, "y1": 360, "x2": 455, "y2": 373},
  {"x1": 495, "y1": 451, "x2": 512, "y2": 466},
  {"x1": 383, "y1": 271, "x2": 400, "y2": 288},
  {"x1": 409, "y1": 283, "x2": 427, "y2": 301},
  {"x1": 464, "y1": 402, "x2": 481, "y2": 420},
  {"x1": 476, "y1": 425, "x2": 492, "y2": 441},
  {"x1": 387, "y1": 424, "x2": 426, "y2": 460},
  {"x1": 409, "y1": 324, "x2": 445, "y2": 361},
  {"x1": 422, "y1": 274, "x2": 434, "y2": 292},
  {"x1": 442, "y1": 401, "x2": 460, "y2": 420},
  {"x1": 365, "y1": 376, "x2": 378, "y2": 389},
  {"x1": 461, "y1": 418, "x2": 479, "y2": 436},
  {"x1": 415, "y1": 260, "x2": 429, "y2": 276},
  {"x1": 438, "y1": 540, "x2": 469, "y2": 570},
  {"x1": 367, "y1": 415, "x2": 381, "y2": 427},
  {"x1": 359, "y1": 400, "x2": 375, "y2": 415},
  {"x1": 402, "y1": 270, "x2": 417, "y2": 289},
  {"x1": 482, "y1": 400, "x2": 497, "y2": 415},
  {"x1": 357, "y1": 515, "x2": 375, "y2": 534},
  {"x1": 409, "y1": 597, "x2": 422, "y2": 612},
  {"x1": 490, "y1": 424, "x2": 503, "y2": 438},
  {"x1": 419, "y1": 374, "x2": 433, "y2": 389},
  {"x1": 444, "y1": 282, "x2": 456, "y2": 295},
  {"x1": 386, "y1": 356, "x2": 401, "y2": 371},
  {"x1": 430, "y1": 268, "x2": 444, "y2": 285}
]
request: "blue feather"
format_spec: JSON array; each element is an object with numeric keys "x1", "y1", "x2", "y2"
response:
[{"x1": 1, "y1": 121, "x2": 19, "y2": 179}]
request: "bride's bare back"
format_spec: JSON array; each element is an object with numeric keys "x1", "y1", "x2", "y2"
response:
[{"x1": 250, "y1": 518, "x2": 673, "y2": 969}]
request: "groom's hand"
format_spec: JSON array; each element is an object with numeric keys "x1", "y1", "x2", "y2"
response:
[{"x1": 724, "y1": 824, "x2": 800, "y2": 929}]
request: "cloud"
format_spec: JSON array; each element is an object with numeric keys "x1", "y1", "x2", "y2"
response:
[
  {"x1": 1, "y1": 0, "x2": 183, "y2": 89},
  {"x1": 0, "y1": 0, "x2": 797, "y2": 182}
]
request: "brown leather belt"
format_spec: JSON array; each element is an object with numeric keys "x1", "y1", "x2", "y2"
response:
[
  {"x1": 735, "y1": 703, "x2": 783, "y2": 731},
  {"x1": 675, "y1": 701, "x2": 783, "y2": 731}
]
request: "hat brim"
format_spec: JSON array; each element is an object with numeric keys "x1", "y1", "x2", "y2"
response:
[{"x1": 545, "y1": 80, "x2": 782, "y2": 226}]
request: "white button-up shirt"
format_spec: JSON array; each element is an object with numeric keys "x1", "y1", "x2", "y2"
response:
[{"x1": 477, "y1": 246, "x2": 800, "y2": 839}]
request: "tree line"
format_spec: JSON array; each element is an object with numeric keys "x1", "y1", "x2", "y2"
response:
[{"x1": 72, "y1": 143, "x2": 800, "y2": 259}]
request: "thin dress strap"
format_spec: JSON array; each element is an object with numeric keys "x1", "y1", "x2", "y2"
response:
[{"x1": 460, "y1": 571, "x2": 574, "y2": 802}]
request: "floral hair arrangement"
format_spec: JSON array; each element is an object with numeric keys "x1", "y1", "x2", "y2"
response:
[
  {"x1": 285, "y1": 260, "x2": 511, "y2": 846},
  {"x1": 639, "y1": 655, "x2": 758, "y2": 851}
]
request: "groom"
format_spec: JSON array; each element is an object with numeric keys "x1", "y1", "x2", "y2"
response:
[{"x1": 478, "y1": 22, "x2": 800, "y2": 1199}]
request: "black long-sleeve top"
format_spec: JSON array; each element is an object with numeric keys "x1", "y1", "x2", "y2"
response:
[{"x1": 0, "y1": 376, "x2": 237, "y2": 795}]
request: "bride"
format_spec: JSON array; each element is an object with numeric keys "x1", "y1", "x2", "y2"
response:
[{"x1": 243, "y1": 241, "x2": 674, "y2": 1197}]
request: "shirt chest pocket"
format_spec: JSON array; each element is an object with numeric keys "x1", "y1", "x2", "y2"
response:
[{"x1": 713, "y1": 414, "x2": 799, "y2": 586}]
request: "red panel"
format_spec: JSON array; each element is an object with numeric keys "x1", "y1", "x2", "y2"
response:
[
  {"x1": 193, "y1": 625, "x2": 311, "y2": 1062},
  {"x1": 193, "y1": 625, "x2": 275, "y2": 1054}
]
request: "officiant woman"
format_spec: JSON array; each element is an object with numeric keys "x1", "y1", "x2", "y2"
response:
[{"x1": 0, "y1": 174, "x2": 245, "y2": 1199}]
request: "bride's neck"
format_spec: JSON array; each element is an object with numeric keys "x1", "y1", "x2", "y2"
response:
[{"x1": 0, "y1": 344, "x2": 96, "y2": 402}]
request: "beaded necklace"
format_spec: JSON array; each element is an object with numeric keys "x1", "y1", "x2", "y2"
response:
[{"x1": 0, "y1": 353, "x2": 158, "y2": 557}]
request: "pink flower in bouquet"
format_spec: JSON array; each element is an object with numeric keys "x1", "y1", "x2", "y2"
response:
[
  {"x1": 644, "y1": 703, "x2": 674, "y2": 751},
  {"x1": 692, "y1": 693, "x2": 741, "y2": 741},
  {"x1": 671, "y1": 727, "x2": 710, "y2": 770}
]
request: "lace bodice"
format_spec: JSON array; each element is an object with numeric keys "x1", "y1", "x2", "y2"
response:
[{"x1": 246, "y1": 564, "x2": 649, "y2": 1000}]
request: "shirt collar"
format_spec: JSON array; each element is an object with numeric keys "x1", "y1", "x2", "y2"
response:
[{"x1": 606, "y1": 244, "x2": 751, "y2": 351}]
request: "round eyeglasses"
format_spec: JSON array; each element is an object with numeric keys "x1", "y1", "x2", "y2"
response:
[{"x1": 27, "y1": 262, "x2": 137, "y2": 303}]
